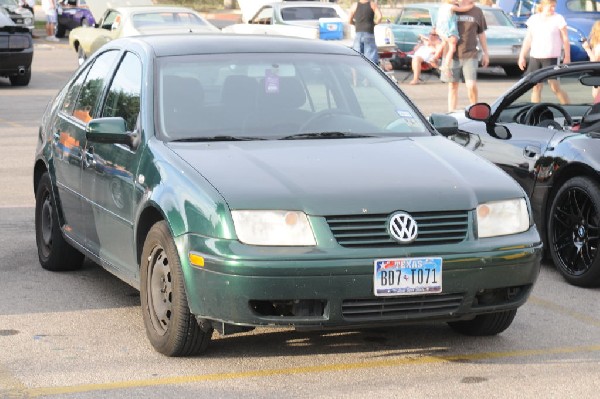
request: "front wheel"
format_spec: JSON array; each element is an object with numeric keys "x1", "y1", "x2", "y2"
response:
[
  {"x1": 35, "y1": 172, "x2": 84, "y2": 271},
  {"x1": 447, "y1": 309, "x2": 517, "y2": 336},
  {"x1": 140, "y1": 221, "x2": 213, "y2": 356},
  {"x1": 548, "y1": 176, "x2": 600, "y2": 287}
]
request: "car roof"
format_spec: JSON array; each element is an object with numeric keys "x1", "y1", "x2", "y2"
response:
[{"x1": 126, "y1": 33, "x2": 359, "y2": 57}]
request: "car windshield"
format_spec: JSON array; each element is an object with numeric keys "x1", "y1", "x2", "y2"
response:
[
  {"x1": 280, "y1": 6, "x2": 341, "y2": 21},
  {"x1": 0, "y1": 0, "x2": 17, "y2": 6},
  {"x1": 483, "y1": 8, "x2": 516, "y2": 27},
  {"x1": 157, "y1": 53, "x2": 431, "y2": 141},
  {"x1": 132, "y1": 12, "x2": 211, "y2": 29},
  {"x1": 566, "y1": 0, "x2": 600, "y2": 12}
]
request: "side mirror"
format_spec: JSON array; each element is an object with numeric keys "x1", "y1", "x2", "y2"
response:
[
  {"x1": 429, "y1": 113, "x2": 458, "y2": 136},
  {"x1": 465, "y1": 103, "x2": 491, "y2": 121},
  {"x1": 86, "y1": 117, "x2": 136, "y2": 148}
]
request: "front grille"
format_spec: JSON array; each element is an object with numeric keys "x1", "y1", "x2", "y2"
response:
[
  {"x1": 342, "y1": 294, "x2": 464, "y2": 320},
  {"x1": 325, "y1": 211, "x2": 469, "y2": 248}
]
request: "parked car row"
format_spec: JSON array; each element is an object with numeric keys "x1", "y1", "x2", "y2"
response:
[{"x1": 0, "y1": 0, "x2": 33, "y2": 33}]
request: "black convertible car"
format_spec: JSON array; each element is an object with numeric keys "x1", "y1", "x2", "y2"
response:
[{"x1": 450, "y1": 61, "x2": 600, "y2": 287}]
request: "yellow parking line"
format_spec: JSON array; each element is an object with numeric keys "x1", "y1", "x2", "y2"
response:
[
  {"x1": 529, "y1": 295, "x2": 600, "y2": 328},
  {"x1": 0, "y1": 117, "x2": 23, "y2": 129},
  {"x1": 24, "y1": 344, "x2": 600, "y2": 397}
]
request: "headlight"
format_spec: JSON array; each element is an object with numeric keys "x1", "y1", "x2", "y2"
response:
[
  {"x1": 477, "y1": 198, "x2": 529, "y2": 238},
  {"x1": 231, "y1": 210, "x2": 316, "y2": 246}
]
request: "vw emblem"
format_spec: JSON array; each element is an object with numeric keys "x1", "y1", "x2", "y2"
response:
[{"x1": 388, "y1": 212, "x2": 418, "y2": 243}]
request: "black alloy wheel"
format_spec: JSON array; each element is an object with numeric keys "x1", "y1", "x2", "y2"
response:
[{"x1": 548, "y1": 176, "x2": 600, "y2": 287}]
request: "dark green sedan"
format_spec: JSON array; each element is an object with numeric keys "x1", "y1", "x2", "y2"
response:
[{"x1": 33, "y1": 34, "x2": 542, "y2": 356}]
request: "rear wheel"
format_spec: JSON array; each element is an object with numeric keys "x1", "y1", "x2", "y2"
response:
[
  {"x1": 9, "y1": 69, "x2": 31, "y2": 86},
  {"x1": 140, "y1": 221, "x2": 213, "y2": 356},
  {"x1": 548, "y1": 176, "x2": 600, "y2": 287},
  {"x1": 55, "y1": 24, "x2": 66, "y2": 38},
  {"x1": 447, "y1": 309, "x2": 517, "y2": 336},
  {"x1": 35, "y1": 172, "x2": 84, "y2": 271}
]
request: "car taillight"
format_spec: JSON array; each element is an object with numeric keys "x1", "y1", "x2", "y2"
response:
[{"x1": 9, "y1": 35, "x2": 31, "y2": 49}]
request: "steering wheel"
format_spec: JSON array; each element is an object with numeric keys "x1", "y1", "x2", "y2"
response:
[
  {"x1": 523, "y1": 103, "x2": 573, "y2": 128},
  {"x1": 513, "y1": 105, "x2": 534, "y2": 124},
  {"x1": 298, "y1": 109, "x2": 351, "y2": 133}
]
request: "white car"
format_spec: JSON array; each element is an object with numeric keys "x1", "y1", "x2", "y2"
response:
[
  {"x1": 69, "y1": 4, "x2": 220, "y2": 65},
  {"x1": 224, "y1": 1, "x2": 396, "y2": 59}
]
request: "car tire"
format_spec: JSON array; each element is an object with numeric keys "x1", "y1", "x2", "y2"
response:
[
  {"x1": 9, "y1": 69, "x2": 31, "y2": 86},
  {"x1": 77, "y1": 46, "x2": 87, "y2": 66},
  {"x1": 447, "y1": 309, "x2": 517, "y2": 336},
  {"x1": 548, "y1": 176, "x2": 600, "y2": 287},
  {"x1": 35, "y1": 172, "x2": 85, "y2": 271},
  {"x1": 140, "y1": 221, "x2": 213, "y2": 356},
  {"x1": 56, "y1": 24, "x2": 66, "y2": 38},
  {"x1": 503, "y1": 65, "x2": 523, "y2": 77}
]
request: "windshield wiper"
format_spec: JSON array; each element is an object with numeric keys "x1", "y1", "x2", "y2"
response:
[
  {"x1": 171, "y1": 136, "x2": 265, "y2": 142},
  {"x1": 279, "y1": 132, "x2": 373, "y2": 140}
]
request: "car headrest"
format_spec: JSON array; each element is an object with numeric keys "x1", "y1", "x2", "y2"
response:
[{"x1": 221, "y1": 75, "x2": 259, "y2": 109}]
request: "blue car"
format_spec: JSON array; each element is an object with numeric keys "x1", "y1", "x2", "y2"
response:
[
  {"x1": 497, "y1": 0, "x2": 595, "y2": 61},
  {"x1": 56, "y1": 0, "x2": 95, "y2": 38}
]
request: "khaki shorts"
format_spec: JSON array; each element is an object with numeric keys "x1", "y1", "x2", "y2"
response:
[{"x1": 440, "y1": 58, "x2": 478, "y2": 83}]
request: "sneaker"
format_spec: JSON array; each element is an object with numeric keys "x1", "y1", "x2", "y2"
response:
[{"x1": 46, "y1": 36, "x2": 59, "y2": 42}]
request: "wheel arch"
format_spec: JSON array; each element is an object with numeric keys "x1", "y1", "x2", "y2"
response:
[
  {"x1": 135, "y1": 204, "x2": 166, "y2": 268},
  {"x1": 543, "y1": 162, "x2": 600, "y2": 236}
]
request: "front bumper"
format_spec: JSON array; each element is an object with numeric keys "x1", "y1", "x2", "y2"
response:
[{"x1": 178, "y1": 228, "x2": 543, "y2": 329}]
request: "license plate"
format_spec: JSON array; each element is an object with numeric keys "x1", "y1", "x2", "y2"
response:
[{"x1": 373, "y1": 257, "x2": 442, "y2": 296}]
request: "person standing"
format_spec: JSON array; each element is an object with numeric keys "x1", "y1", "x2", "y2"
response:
[
  {"x1": 41, "y1": 0, "x2": 59, "y2": 42},
  {"x1": 348, "y1": 0, "x2": 382, "y2": 65},
  {"x1": 517, "y1": 0, "x2": 570, "y2": 104},
  {"x1": 434, "y1": 0, "x2": 474, "y2": 70},
  {"x1": 442, "y1": 0, "x2": 489, "y2": 112},
  {"x1": 582, "y1": 21, "x2": 600, "y2": 99}
]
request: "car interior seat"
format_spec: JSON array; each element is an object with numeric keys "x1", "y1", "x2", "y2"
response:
[
  {"x1": 578, "y1": 102, "x2": 600, "y2": 132},
  {"x1": 219, "y1": 75, "x2": 259, "y2": 132},
  {"x1": 162, "y1": 75, "x2": 204, "y2": 138},
  {"x1": 253, "y1": 76, "x2": 312, "y2": 133}
]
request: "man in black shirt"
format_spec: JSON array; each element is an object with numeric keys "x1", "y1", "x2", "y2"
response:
[{"x1": 348, "y1": 0, "x2": 382, "y2": 64}]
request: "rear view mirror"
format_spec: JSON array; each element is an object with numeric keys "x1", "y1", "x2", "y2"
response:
[
  {"x1": 429, "y1": 113, "x2": 458, "y2": 136},
  {"x1": 465, "y1": 103, "x2": 491, "y2": 121}
]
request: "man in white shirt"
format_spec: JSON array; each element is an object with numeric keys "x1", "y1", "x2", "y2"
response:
[{"x1": 41, "y1": 0, "x2": 59, "y2": 42}]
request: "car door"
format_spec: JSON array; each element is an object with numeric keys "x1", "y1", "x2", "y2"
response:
[
  {"x1": 52, "y1": 49, "x2": 120, "y2": 247},
  {"x1": 82, "y1": 51, "x2": 142, "y2": 277}
]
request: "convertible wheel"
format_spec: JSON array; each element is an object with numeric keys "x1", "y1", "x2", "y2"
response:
[
  {"x1": 35, "y1": 172, "x2": 84, "y2": 271},
  {"x1": 140, "y1": 221, "x2": 213, "y2": 356},
  {"x1": 548, "y1": 177, "x2": 600, "y2": 287},
  {"x1": 77, "y1": 46, "x2": 87, "y2": 66},
  {"x1": 447, "y1": 309, "x2": 517, "y2": 336}
]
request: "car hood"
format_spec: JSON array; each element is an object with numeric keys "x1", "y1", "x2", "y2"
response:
[
  {"x1": 485, "y1": 26, "x2": 526, "y2": 41},
  {"x1": 167, "y1": 136, "x2": 524, "y2": 215},
  {"x1": 135, "y1": 24, "x2": 220, "y2": 34},
  {"x1": 84, "y1": 0, "x2": 151, "y2": 22}
]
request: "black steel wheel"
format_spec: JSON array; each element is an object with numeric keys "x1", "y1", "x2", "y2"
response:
[
  {"x1": 140, "y1": 221, "x2": 213, "y2": 356},
  {"x1": 34, "y1": 172, "x2": 84, "y2": 271},
  {"x1": 548, "y1": 176, "x2": 600, "y2": 287},
  {"x1": 447, "y1": 309, "x2": 517, "y2": 336}
]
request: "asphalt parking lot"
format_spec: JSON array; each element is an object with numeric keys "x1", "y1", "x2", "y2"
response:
[{"x1": 0, "y1": 38, "x2": 599, "y2": 399}]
